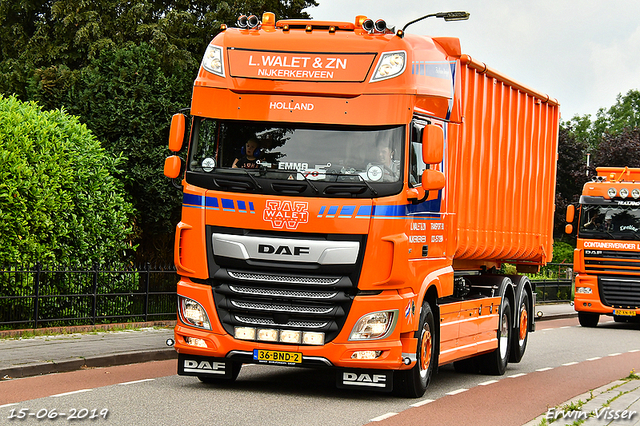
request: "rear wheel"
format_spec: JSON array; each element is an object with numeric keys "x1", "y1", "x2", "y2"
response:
[
  {"x1": 509, "y1": 291, "x2": 530, "y2": 363},
  {"x1": 578, "y1": 312, "x2": 599, "y2": 328},
  {"x1": 478, "y1": 297, "x2": 512, "y2": 375},
  {"x1": 197, "y1": 362, "x2": 242, "y2": 384},
  {"x1": 394, "y1": 301, "x2": 436, "y2": 398}
]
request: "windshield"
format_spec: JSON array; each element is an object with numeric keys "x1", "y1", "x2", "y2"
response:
[
  {"x1": 187, "y1": 119, "x2": 403, "y2": 185},
  {"x1": 579, "y1": 203, "x2": 640, "y2": 241}
]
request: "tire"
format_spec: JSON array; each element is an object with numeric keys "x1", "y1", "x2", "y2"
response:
[
  {"x1": 509, "y1": 290, "x2": 530, "y2": 363},
  {"x1": 478, "y1": 296, "x2": 512, "y2": 375},
  {"x1": 578, "y1": 312, "x2": 599, "y2": 328},
  {"x1": 197, "y1": 362, "x2": 242, "y2": 384},
  {"x1": 394, "y1": 301, "x2": 436, "y2": 398}
]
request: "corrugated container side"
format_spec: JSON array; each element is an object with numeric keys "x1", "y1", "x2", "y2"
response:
[{"x1": 449, "y1": 56, "x2": 559, "y2": 264}]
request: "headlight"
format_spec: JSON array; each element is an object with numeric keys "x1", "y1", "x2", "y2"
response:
[
  {"x1": 370, "y1": 51, "x2": 406, "y2": 82},
  {"x1": 608, "y1": 187, "x2": 617, "y2": 198},
  {"x1": 202, "y1": 45, "x2": 225, "y2": 77},
  {"x1": 633, "y1": 189, "x2": 640, "y2": 199},
  {"x1": 349, "y1": 310, "x2": 397, "y2": 340},
  {"x1": 620, "y1": 188, "x2": 629, "y2": 198},
  {"x1": 179, "y1": 297, "x2": 211, "y2": 330}
]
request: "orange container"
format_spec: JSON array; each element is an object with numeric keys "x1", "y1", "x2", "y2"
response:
[{"x1": 449, "y1": 56, "x2": 559, "y2": 267}]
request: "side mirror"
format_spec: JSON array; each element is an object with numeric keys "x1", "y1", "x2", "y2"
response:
[
  {"x1": 422, "y1": 169, "x2": 445, "y2": 191},
  {"x1": 422, "y1": 124, "x2": 444, "y2": 164},
  {"x1": 565, "y1": 224, "x2": 573, "y2": 234},
  {"x1": 168, "y1": 113, "x2": 186, "y2": 152},
  {"x1": 164, "y1": 155, "x2": 182, "y2": 179},
  {"x1": 566, "y1": 204, "x2": 575, "y2": 223}
]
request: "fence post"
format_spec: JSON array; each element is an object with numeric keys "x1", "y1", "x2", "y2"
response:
[
  {"x1": 92, "y1": 262, "x2": 98, "y2": 325},
  {"x1": 34, "y1": 262, "x2": 41, "y2": 329},
  {"x1": 144, "y1": 262, "x2": 150, "y2": 322}
]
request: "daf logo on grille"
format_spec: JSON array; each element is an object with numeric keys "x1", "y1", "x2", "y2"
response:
[
  {"x1": 258, "y1": 244, "x2": 310, "y2": 256},
  {"x1": 585, "y1": 250, "x2": 603, "y2": 255}
]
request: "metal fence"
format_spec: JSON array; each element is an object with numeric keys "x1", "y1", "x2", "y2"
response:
[
  {"x1": 531, "y1": 263, "x2": 573, "y2": 303},
  {"x1": 0, "y1": 263, "x2": 178, "y2": 329}
]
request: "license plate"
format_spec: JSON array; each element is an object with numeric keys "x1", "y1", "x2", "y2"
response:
[
  {"x1": 614, "y1": 309, "x2": 636, "y2": 317},
  {"x1": 253, "y1": 349, "x2": 302, "y2": 364}
]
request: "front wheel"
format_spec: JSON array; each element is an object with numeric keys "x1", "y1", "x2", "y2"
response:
[
  {"x1": 197, "y1": 362, "x2": 242, "y2": 384},
  {"x1": 578, "y1": 312, "x2": 599, "y2": 328},
  {"x1": 394, "y1": 301, "x2": 436, "y2": 398}
]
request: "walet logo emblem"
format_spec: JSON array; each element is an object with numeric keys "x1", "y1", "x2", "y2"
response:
[{"x1": 263, "y1": 200, "x2": 309, "y2": 230}]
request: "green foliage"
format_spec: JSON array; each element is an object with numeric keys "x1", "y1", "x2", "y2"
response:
[
  {"x1": 0, "y1": 95, "x2": 134, "y2": 265},
  {"x1": 0, "y1": 0, "x2": 318, "y2": 262}
]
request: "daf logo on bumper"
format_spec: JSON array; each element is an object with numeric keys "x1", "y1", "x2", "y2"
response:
[
  {"x1": 337, "y1": 370, "x2": 393, "y2": 391},
  {"x1": 258, "y1": 244, "x2": 310, "y2": 256},
  {"x1": 183, "y1": 359, "x2": 226, "y2": 375}
]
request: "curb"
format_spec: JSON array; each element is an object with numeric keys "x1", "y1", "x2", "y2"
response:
[
  {"x1": 0, "y1": 348, "x2": 177, "y2": 381},
  {"x1": 536, "y1": 312, "x2": 578, "y2": 322},
  {"x1": 0, "y1": 320, "x2": 177, "y2": 339}
]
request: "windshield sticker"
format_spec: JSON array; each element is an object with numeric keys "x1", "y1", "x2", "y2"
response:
[{"x1": 263, "y1": 200, "x2": 309, "y2": 230}]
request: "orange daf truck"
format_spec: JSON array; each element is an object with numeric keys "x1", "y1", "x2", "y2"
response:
[
  {"x1": 163, "y1": 11, "x2": 559, "y2": 397},
  {"x1": 567, "y1": 167, "x2": 640, "y2": 328}
]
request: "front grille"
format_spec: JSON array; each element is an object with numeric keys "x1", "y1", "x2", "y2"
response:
[
  {"x1": 228, "y1": 271, "x2": 339, "y2": 285},
  {"x1": 599, "y1": 275, "x2": 640, "y2": 308},
  {"x1": 585, "y1": 249, "x2": 640, "y2": 275},
  {"x1": 212, "y1": 269, "x2": 354, "y2": 343}
]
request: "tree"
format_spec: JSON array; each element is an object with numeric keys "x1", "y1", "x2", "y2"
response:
[
  {"x1": 593, "y1": 128, "x2": 640, "y2": 169},
  {"x1": 0, "y1": 95, "x2": 134, "y2": 265},
  {"x1": 0, "y1": 0, "x2": 318, "y2": 262}
]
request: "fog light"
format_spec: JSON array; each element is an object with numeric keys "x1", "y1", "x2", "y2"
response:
[
  {"x1": 180, "y1": 297, "x2": 211, "y2": 330},
  {"x1": 258, "y1": 329, "x2": 279, "y2": 342},
  {"x1": 185, "y1": 337, "x2": 208, "y2": 348},
  {"x1": 351, "y1": 350, "x2": 383, "y2": 360},
  {"x1": 234, "y1": 327, "x2": 256, "y2": 340},
  {"x1": 576, "y1": 287, "x2": 593, "y2": 294},
  {"x1": 349, "y1": 310, "x2": 397, "y2": 340},
  {"x1": 280, "y1": 330, "x2": 302, "y2": 344},
  {"x1": 302, "y1": 332, "x2": 325, "y2": 345}
]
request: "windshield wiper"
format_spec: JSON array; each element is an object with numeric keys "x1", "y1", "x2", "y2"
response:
[{"x1": 297, "y1": 171, "x2": 319, "y2": 194}]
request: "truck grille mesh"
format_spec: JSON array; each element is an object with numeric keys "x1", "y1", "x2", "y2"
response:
[
  {"x1": 229, "y1": 285, "x2": 338, "y2": 299},
  {"x1": 228, "y1": 271, "x2": 339, "y2": 285},
  {"x1": 586, "y1": 250, "x2": 640, "y2": 307}
]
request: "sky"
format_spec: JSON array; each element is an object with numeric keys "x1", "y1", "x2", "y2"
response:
[{"x1": 302, "y1": 0, "x2": 640, "y2": 121}]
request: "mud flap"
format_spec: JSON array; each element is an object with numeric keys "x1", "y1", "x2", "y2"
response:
[
  {"x1": 178, "y1": 354, "x2": 235, "y2": 379},
  {"x1": 336, "y1": 369, "x2": 393, "y2": 392}
]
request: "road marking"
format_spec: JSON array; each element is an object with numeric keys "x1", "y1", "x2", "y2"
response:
[
  {"x1": 559, "y1": 326, "x2": 571, "y2": 329},
  {"x1": 587, "y1": 357, "x2": 602, "y2": 361},
  {"x1": 119, "y1": 379, "x2": 155, "y2": 385},
  {"x1": 609, "y1": 353, "x2": 622, "y2": 357},
  {"x1": 370, "y1": 412, "x2": 398, "y2": 421},
  {"x1": 629, "y1": 350, "x2": 640, "y2": 353},
  {"x1": 478, "y1": 380, "x2": 498, "y2": 386},
  {"x1": 0, "y1": 403, "x2": 18, "y2": 408},
  {"x1": 51, "y1": 389, "x2": 92, "y2": 398},
  {"x1": 508, "y1": 373, "x2": 526, "y2": 378},
  {"x1": 536, "y1": 367, "x2": 553, "y2": 372},
  {"x1": 410, "y1": 399, "x2": 435, "y2": 407},
  {"x1": 446, "y1": 388, "x2": 468, "y2": 395},
  {"x1": 562, "y1": 362, "x2": 578, "y2": 366}
]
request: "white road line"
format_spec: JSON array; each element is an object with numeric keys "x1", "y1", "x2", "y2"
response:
[
  {"x1": 587, "y1": 357, "x2": 602, "y2": 361},
  {"x1": 51, "y1": 389, "x2": 92, "y2": 398},
  {"x1": 536, "y1": 367, "x2": 554, "y2": 372},
  {"x1": 508, "y1": 373, "x2": 526, "y2": 378},
  {"x1": 370, "y1": 412, "x2": 398, "y2": 422},
  {"x1": 119, "y1": 379, "x2": 155, "y2": 386},
  {"x1": 446, "y1": 388, "x2": 468, "y2": 395},
  {"x1": 559, "y1": 326, "x2": 571, "y2": 329},
  {"x1": 562, "y1": 362, "x2": 579, "y2": 366},
  {"x1": 609, "y1": 353, "x2": 622, "y2": 357},
  {"x1": 0, "y1": 403, "x2": 18, "y2": 408},
  {"x1": 478, "y1": 380, "x2": 498, "y2": 386},
  {"x1": 629, "y1": 350, "x2": 640, "y2": 353},
  {"x1": 410, "y1": 399, "x2": 435, "y2": 407}
]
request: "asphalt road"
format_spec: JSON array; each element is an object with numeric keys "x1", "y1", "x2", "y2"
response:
[{"x1": 2, "y1": 317, "x2": 640, "y2": 426}]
